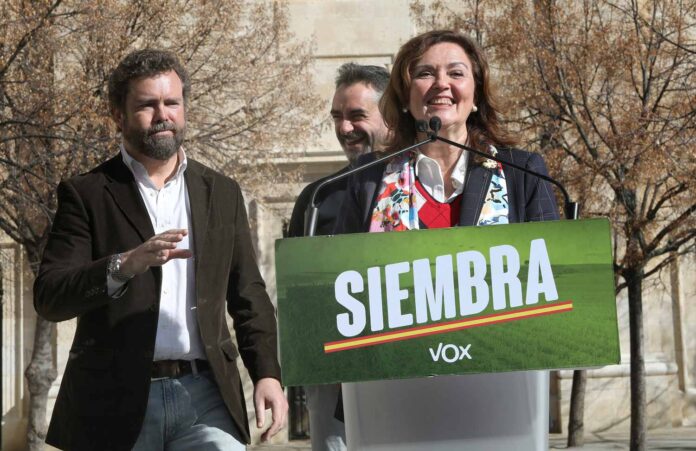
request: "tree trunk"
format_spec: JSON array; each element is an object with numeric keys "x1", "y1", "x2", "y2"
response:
[
  {"x1": 25, "y1": 243, "x2": 57, "y2": 451},
  {"x1": 627, "y1": 270, "x2": 646, "y2": 451},
  {"x1": 567, "y1": 369, "x2": 587, "y2": 447},
  {"x1": 25, "y1": 315, "x2": 57, "y2": 451}
]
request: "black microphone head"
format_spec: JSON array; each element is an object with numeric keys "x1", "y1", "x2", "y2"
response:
[
  {"x1": 429, "y1": 116, "x2": 442, "y2": 133},
  {"x1": 415, "y1": 120, "x2": 428, "y2": 133}
]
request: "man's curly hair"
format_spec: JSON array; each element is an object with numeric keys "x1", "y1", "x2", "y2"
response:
[{"x1": 108, "y1": 49, "x2": 190, "y2": 113}]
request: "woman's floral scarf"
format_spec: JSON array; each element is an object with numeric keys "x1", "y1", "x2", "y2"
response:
[{"x1": 368, "y1": 148, "x2": 508, "y2": 232}]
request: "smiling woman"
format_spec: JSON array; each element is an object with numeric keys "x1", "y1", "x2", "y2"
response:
[
  {"x1": 335, "y1": 30, "x2": 559, "y2": 236},
  {"x1": 408, "y1": 42, "x2": 476, "y2": 142},
  {"x1": 379, "y1": 30, "x2": 517, "y2": 165},
  {"x1": 333, "y1": 29, "x2": 560, "y2": 450}
]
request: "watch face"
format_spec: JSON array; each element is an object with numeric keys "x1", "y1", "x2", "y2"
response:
[
  {"x1": 108, "y1": 254, "x2": 120, "y2": 275},
  {"x1": 108, "y1": 254, "x2": 132, "y2": 282}
]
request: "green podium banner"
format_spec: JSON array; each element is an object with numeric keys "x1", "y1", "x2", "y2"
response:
[{"x1": 275, "y1": 218, "x2": 619, "y2": 386}]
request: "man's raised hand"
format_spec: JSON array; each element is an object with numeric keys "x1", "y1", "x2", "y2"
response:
[{"x1": 119, "y1": 229, "x2": 193, "y2": 276}]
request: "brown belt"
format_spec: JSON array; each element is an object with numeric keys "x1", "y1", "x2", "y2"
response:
[{"x1": 151, "y1": 359, "x2": 209, "y2": 379}]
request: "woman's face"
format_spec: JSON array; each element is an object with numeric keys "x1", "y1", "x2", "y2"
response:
[{"x1": 408, "y1": 42, "x2": 476, "y2": 134}]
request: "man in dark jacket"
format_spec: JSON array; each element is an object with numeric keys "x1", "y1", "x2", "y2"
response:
[
  {"x1": 287, "y1": 62, "x2": 389, "y2": 451},
  {"x1": 34, "y1": 49, "x2": 287, "y2": 451},
  {"x1": 289, "y1": 63, "x2": 390, "y2": 236}
]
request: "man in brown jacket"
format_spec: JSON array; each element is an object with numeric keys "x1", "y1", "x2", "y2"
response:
[{"x1": 34, "y1": 49, "x2": 287, "y2": 450}]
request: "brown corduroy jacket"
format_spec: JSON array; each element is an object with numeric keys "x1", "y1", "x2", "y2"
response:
[{"x1": 34, "y1": 153, "x2": 280, "y2": 450}]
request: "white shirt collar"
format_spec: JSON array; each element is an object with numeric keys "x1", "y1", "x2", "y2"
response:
[
  {"x1": 119, "y1": 143, "x2": 188, "y2": 189},
  {"x1": 415, "y1": 150, "x2": 468, "y2": 203}
]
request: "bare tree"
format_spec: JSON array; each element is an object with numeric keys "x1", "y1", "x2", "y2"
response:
[
  {"x1": 1, "y1": 1, "x2": 321, "y2": 448},
  {"x1": 411, "y1": 1, "x2": 696, "y2": 449},
  {"x1": 496, "y1": 2, "x2": 696, "y2": 448}
]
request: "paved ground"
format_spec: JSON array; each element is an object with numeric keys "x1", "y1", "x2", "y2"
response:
[
  {"x1": 549, "y1": 427, "x2": 696, "y2": 450},
  {"x1": 249, "y1": 439, "x2": 310, "y2": 450},
  {"x1": 249, "y1": 427, "x2": 696, "y2": 450}
]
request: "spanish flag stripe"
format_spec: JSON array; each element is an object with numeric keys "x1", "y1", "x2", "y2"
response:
[{"x1": 323, "y1": 301, "x2": 573, "y2": 353}]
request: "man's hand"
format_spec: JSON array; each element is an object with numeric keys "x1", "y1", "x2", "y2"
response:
[
  {"x1": 254, "y1": 377, "x2": 288, "y2": 442},
  {"x1": 120, "y1": 229, "x2": 193, "y2": 276}
]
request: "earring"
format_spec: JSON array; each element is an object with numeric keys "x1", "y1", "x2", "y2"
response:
[
  {"x1": 472, "y1": 105, "x2": 478, "y2": 112},
  {"x1": 402, "y1": 107, "x2": 408, "y2": 113}
]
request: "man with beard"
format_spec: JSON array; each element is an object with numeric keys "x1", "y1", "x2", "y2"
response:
[
  {"x1": 287, "y1": 63, "x2": 389, "y2": 451},
  {"x1": 289, "y1": 63, "x2": 389, "y2": 236},
  {"x1": 34, "y1": 49, "x2": 287, "y2": 450}
]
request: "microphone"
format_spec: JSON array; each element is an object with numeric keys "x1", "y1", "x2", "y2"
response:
[
  {"x1": 429, "y1": 117, "x2": 442, "y2": 134},
  {"x1": 424, "y1": 116, "x2": 578, "y2": 220},
  {"x1": 304, "y1": 134, "x2": 435, "y2": 236}
]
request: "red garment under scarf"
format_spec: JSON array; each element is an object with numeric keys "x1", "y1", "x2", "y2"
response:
[{"x1": 414, "y1": 179, "x2": 462, "y2": 229}]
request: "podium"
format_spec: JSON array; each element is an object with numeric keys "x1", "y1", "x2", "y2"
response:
[
  {"x1": 343, "y1": 372, "x2": 548, "y2": 451},
  {"x1": 276, "y1": 219, "x2": 618, "y2": 450}
]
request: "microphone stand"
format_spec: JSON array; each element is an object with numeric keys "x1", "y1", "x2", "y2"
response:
[
  {"x1": 425, "y1": 117, "x2": 579, "y2": 220},
  {"x1": 304, "y1": 136, "x2": 435, "y2": 237}
]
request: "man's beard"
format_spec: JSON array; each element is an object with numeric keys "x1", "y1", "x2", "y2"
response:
[
  {"x1": 123, "y1": 121, "x2": 186, "y2": 160},
  {"x1": 339, "y1": 131, "x2": 372, "y2": 164}
]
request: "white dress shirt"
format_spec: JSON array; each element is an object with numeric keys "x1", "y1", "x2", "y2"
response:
[
  {"x1": 110, "y1": 145, "x2": 205, "y2": 361},
  {"x1": 415, "y1": 150, "x2": 468, "y2": 203}
]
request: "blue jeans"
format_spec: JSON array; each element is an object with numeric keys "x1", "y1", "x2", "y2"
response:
[{"x1": 131, "y1": 370, "x2": 246, "y2": 451}]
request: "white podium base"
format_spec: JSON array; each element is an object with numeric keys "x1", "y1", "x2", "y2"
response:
[{"x1": 342, "y1": 371, "x2": 549, "y2": 451}]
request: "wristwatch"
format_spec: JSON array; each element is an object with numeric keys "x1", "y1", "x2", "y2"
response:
[{"x1": 107, "y1": 253, "x2": 134, "y2": 284}]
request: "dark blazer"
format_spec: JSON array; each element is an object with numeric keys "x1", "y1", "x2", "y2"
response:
[
  {"x1": 335, "y1": 148, "x2": 560, "y2": 234},
  {"x1": 288, "y1": 165, "x2": 352, "y2": 238},
  {"x1": 34, "y1": 154, "x2": 281, "y2": 450}
]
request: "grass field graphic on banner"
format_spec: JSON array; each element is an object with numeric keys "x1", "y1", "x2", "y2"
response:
[{"x1": 275, "y1": 218, "x2": 619, "y2": 386}]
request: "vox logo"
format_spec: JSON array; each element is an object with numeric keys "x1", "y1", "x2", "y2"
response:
[{"x1": 429, "y1": 343, "x2": 472, "y2": 363}]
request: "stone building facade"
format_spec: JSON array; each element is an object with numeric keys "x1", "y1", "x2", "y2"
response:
[{"x1": 2, "y1": 1, "x2": 695, "y2": 449}]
